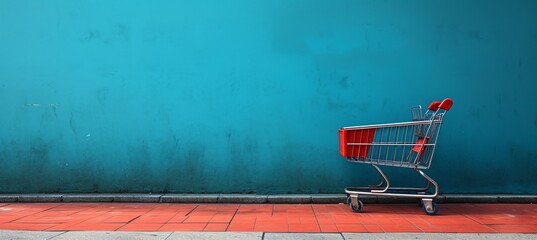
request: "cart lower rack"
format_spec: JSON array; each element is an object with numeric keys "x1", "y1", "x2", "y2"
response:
[{"x1": 340, "y1": 98, "x2": 453, "y2": 215}]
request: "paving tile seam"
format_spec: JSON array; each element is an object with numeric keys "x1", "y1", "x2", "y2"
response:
[
  {"x1": 309, "y1": 204, "x2": 323, "y2": 232},
  {"x1": 224, "y1": 205, "x2": 240, "y2": 232},
  {"x1": 183, "y1": 205, "x2": 200, "y2": 217},
  {"x1": 49, "y1": 231, "x2": 68, "y2": 239},
  {"x1": 162, "y1": 232, "x2": 173, "y2": 240}
]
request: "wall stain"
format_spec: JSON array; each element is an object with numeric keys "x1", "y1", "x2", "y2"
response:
[
  {"x1": 30, "y1": 145, "x2": 48, "y2": 160},
  {"x1": 470, "y1": 108, "x2": 481, "y2": 120},
  {"x1": 96, "y1": 87, "x2": 108, "y2": 108},
  {"x1": 325, "y1": 98, "x2": 345, "y2": 110},
  {"x1": 518, "y1": 58, "x2": 523, "y2": 81},
  {"x1": 172, "y1": 134, "x2": 180, "y2": 148},
  {"x1": 82, "y1": 30, "x2": 99, "y2": 42},
  {"x1": 51, "y1": 105, "x2": 58, "y2": 118},
  {"x1": 359, "y1": 102, "x2": 370, "y2": 112},
  {"x1": 69, "y1": 113, "x2": 77, "y2": 134},
  {"x1": 226, "y1": 131, "x2": 232, "y2": 142},
  {"x1": 128, "y1": 141, "x2": 152, "y2": 185},
  {"x1": 92, "y1": 184, "x2": 99, "y2": 193},
  {"x1": 184, "y1": 147, "x2": 204, "y2": 192},
  {"x1": 19, "y1": 139, "x2": 53, "y2": 190},
  {"x1": 80, "y1": 24, "x2": 130, "y2": 43},
  {"x1": 339, "y1": 76, "x2": 348, "y2": 88},
  {"x1": 468, "y1": 31, "x2": 482, "y2": 40},
  {"x1": 115, "y1": 24, "x2": 128, "y2": 36}
]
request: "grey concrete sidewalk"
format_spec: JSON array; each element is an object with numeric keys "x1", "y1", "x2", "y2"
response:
[{"x1": 1, "y1": 231, "x2": 536, "y2": 240}]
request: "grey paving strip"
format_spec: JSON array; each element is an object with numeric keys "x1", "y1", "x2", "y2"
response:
[
  {"x1": 264, "y1": 233, "x2": 344, "y2": 240},
  {"x1": 0, "y1": 230, "x2": 65, "y2": 240},
  {"x1": 1, "y1": 194, "x2": 536, "y2": 203},
  {"x1": 50, "y1": 231, "x2": 172, "y2": 240},
  {"x1": 342, "y1": 233, "x2": 537, "y2": 240},
  {"x1": 167, "y1": 232, "x2": 263, "y2": 239}
]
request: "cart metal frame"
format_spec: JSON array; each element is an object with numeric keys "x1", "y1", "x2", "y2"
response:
[{"x1": 340, "y1": 98, "x2": 453, "y2": 215}]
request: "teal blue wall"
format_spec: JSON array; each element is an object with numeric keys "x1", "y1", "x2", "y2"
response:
[{"x1": 1, "y1": 0, "x2": 536, "y2": 194}]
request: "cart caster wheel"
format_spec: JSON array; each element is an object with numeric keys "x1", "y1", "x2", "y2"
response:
[
  {"x1": 423, "y1": 202, "x2": 439, "y2": 215},
  {"x1": 346, "y1": 196, "x2": 351, "y2": 205},
  {"x1": 349, "y1": 200, "x2": 363, "y2": 212}
]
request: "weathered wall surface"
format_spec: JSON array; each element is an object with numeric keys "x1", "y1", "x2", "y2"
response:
[{"x1": 0, "y1": 0, "x2": 536, "y2": 193}]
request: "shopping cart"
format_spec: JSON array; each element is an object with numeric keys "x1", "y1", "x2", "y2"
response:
[{"x1": 339, "y1": 98, "x2": 453, "y2": 215}]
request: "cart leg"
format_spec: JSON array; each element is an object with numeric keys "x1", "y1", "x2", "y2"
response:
[
  {"x1": 417, "y1": 170, "x2": 439, "y2": 197},
  {"x1": 414, "y1": 168, "x2": 432, "y2": 192},
  {"x1": 371, "y1": 164, "x2": 390, "y2": 193},
  {"x1": 345, "y1": 164, "x2": 390, "y2": 193},
  {"x1": 368, "y1": 177, "x2": 384, "y2": 189},
  {"x1": 417, "y1": 170, "x2": 439, "y2": 215}
]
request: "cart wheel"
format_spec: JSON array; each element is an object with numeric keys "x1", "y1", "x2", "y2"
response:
[
  {"x1": 423, "y1": 202, "x2": 439, "y2": 215},
  {"x1": 346, "y1": 196, "x2": 351, "y2": 205},
  {"x1": 349, "y1": 200, "x2": 363, "y2": 212}
]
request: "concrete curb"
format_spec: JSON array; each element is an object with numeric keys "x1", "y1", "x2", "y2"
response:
[
  {"x1": 161, "y1": 194, "x2": 218, "y2": 203},
  {"x1": 113, "y1": 194, "x2": 163, "y2": 203},
  {"x1": 267, "y1": 195, "x2": 311, "y2": 204},
  {"x1": 217, "y1": 194, "x2": 268, "y2": 203},
  {"x1": 62, "y1": 194, "x2": 115, "y2": 202},
  {"x1": 0, "y1": 195, "x2": 18, "y2": 202},
  {"x1": 18, "y1": 194, "x2": 62, "y2": 202},
  {"x1": 0, "y1": 194, "x2": 535, "y2": 204}
]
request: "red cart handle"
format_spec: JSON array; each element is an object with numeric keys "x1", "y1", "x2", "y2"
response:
[
  {"x1": 439, "y1": 98, "x2": 453, "y2": 111},
  {"x1": 428, "y1": 98, "x2": 453, "y2": 111},
  {"x1": 428, "y1": 101, "x2": 441, "y2": 111}
]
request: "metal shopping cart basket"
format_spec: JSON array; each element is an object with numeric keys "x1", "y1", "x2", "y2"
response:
[{"x1": 339, "y1": 98, "x2": 453, "y2": 215}]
